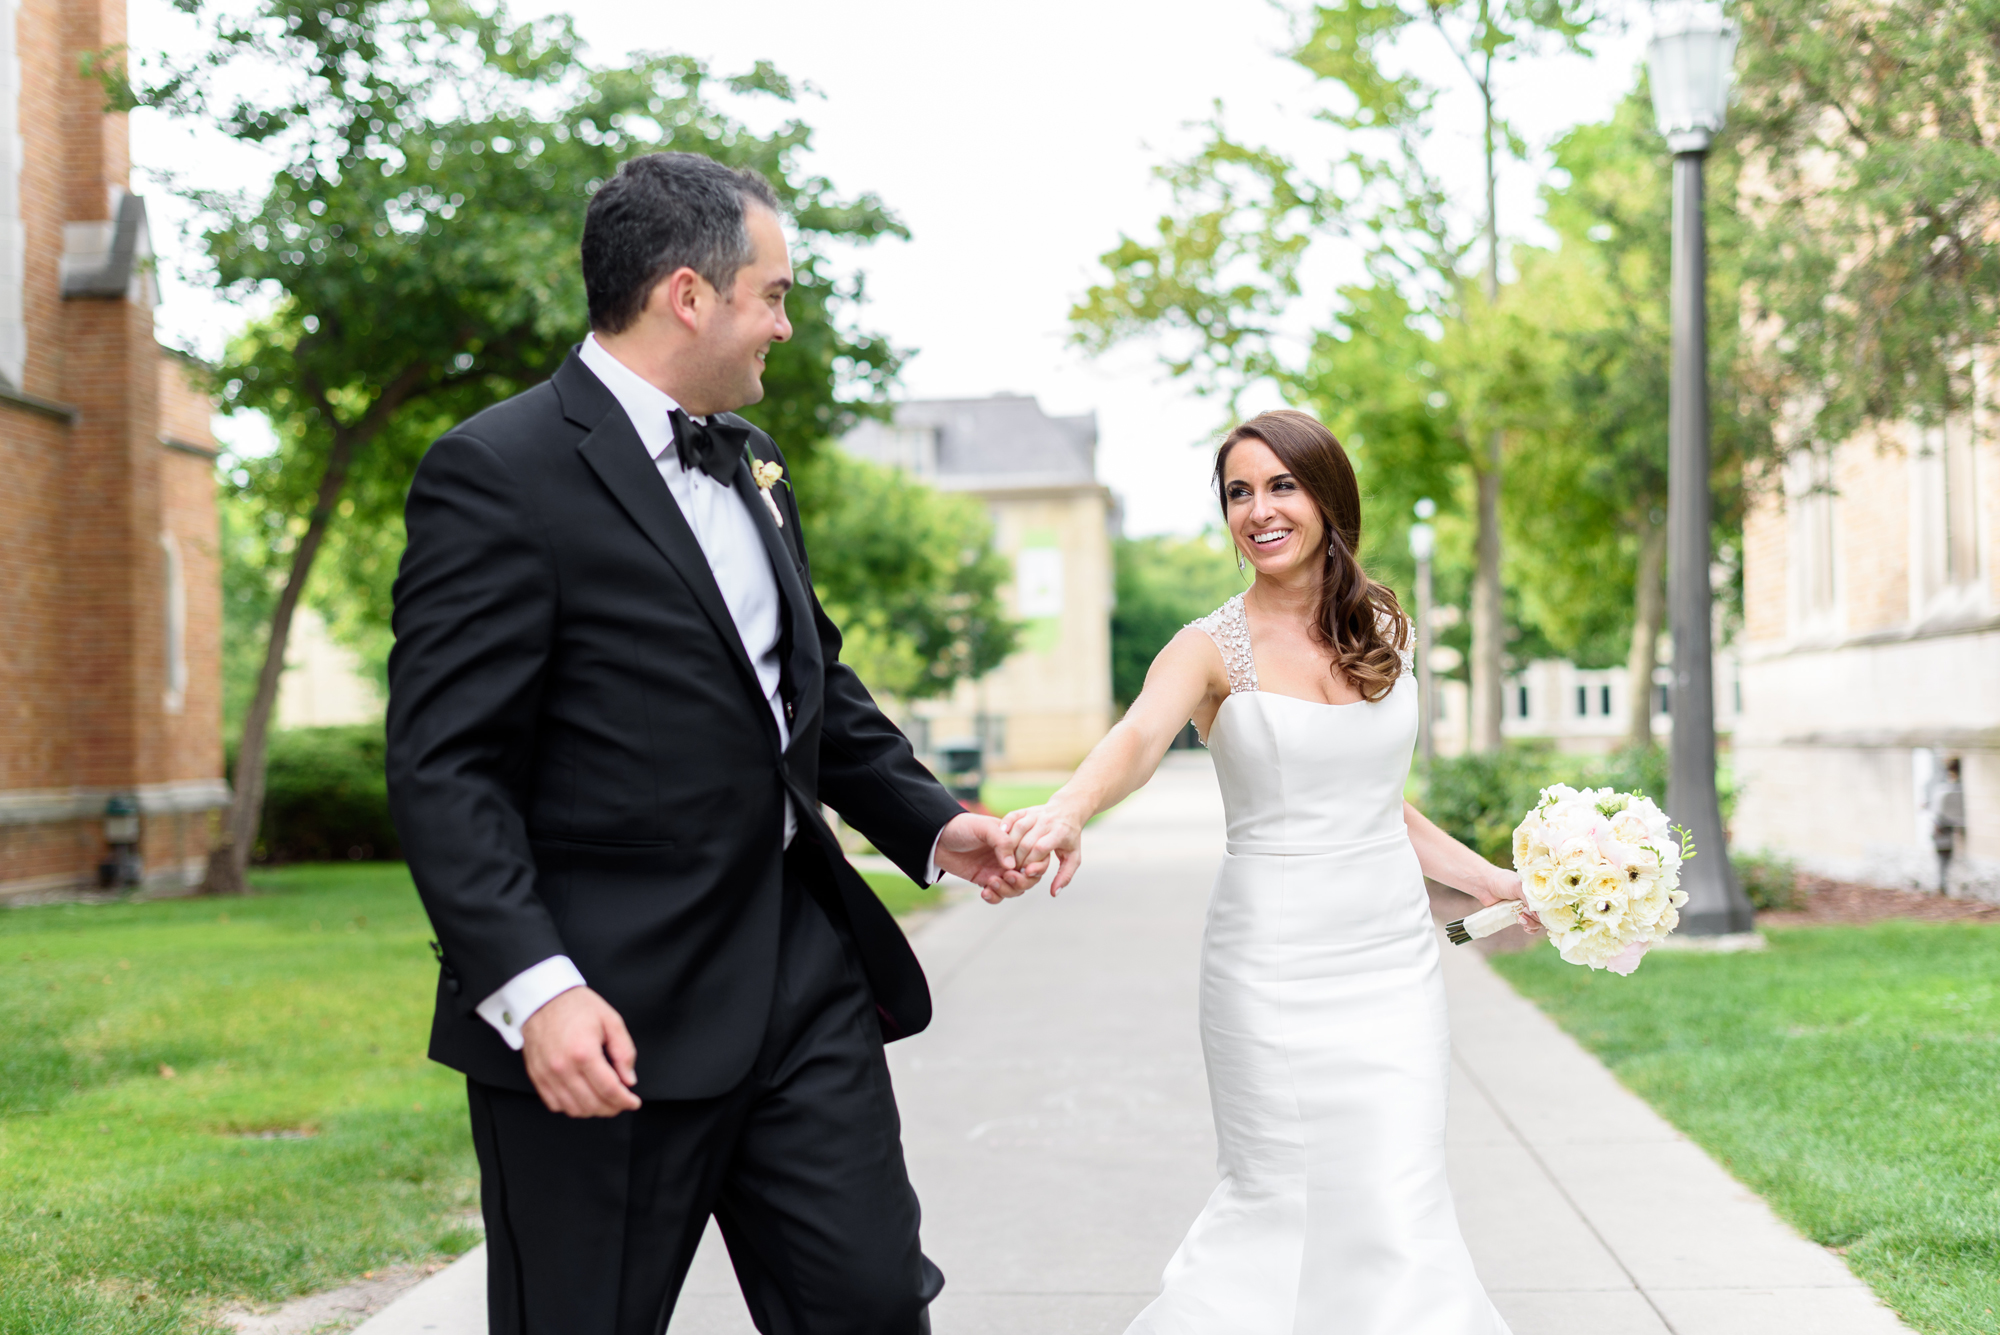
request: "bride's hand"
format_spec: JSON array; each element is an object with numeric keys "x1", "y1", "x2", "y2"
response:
[
  {"x1": 1480, "y1": 869, "x2": 1543, "y2": 935},
  {"x1": 999, "y1": 800, "x2": 1088, "y2": 899}
]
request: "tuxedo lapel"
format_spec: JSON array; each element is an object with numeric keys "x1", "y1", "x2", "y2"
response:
[
  {"x1": 729, "y1": 450, "x2": 825, "y2": 746},
  {"x1": 557, "y1": 358, "x2": 771, "y2": 718}
]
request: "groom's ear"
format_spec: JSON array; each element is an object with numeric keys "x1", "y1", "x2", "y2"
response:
[{"x1": 645, "y1": 265, "x2": 711, "y2": 336}]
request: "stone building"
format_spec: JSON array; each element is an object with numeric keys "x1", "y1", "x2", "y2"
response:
[
  {"x1": 1733, "y1": 416, "x2": 1999, "y2": 897},
  {"x1": 842, "y1": 394, "x2": 1116, "y2": 774},
  {"x1": 0, "y1": 0, "x2": 226, "y2": 900}
]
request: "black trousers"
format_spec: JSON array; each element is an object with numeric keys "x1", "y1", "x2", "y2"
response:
[{"x1": 466, "y1": 863, "x2": 942, "y2": 1335}]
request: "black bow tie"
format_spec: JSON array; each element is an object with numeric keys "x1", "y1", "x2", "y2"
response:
[{"x1": 669, "y1": 409, "x2": 751, "y2": 485}]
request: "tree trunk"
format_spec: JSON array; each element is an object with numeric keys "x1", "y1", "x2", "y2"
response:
[
  {"x1": 1624, "y1": 515, "x2": 1668, "y2": 749},
  {"x1": 203, "y1": 432, "x2": 360, "y2": 893},
  {"x1": 1469, "y1": 431, "x2": 1505, "y2": 753}
]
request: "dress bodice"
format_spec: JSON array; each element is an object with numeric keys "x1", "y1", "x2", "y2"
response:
[{"x1": 1190, "y1": 594, "x2": 1417, "y2": 854}]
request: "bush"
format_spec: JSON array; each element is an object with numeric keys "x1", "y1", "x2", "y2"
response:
[
  {"x1": 1416, "y1": 744, "x2": 1669, "y2": 866},
  {"x1": 1731, "y1": 849, "x2": 1799, "y2": 911},
  {"x1": 236, "y1": 725, "x2": 400, "y2": 863}
]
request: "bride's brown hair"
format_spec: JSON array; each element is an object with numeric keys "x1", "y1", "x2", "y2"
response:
[{"x1": 1214, "y1": 410, "x2": 1409, "y2": 704}]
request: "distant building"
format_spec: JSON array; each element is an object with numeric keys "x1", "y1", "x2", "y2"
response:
[
  {"x1": 843, "y1": 394, "x2": 1116, "y2": 773},
  {"x1": 275, "y1": 608, "x2": 383, "y2": 730},
  {"x1": 1734, "y1": 420, "x2": 1998, "y2": 897},
  {"x1": 0, "y1": 0, "x2": 227, "y2": 900},
  {"x1": 1425, "y1": 648, "x2": 1740, "y2": 757}
]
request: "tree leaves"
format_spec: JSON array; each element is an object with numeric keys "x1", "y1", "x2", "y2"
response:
[{"x1": 1733, "y1": 0, "x2": 2000, "y2": 444}]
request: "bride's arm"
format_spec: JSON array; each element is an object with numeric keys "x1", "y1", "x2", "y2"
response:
[
  {"x1": 993, "y1": 628, "x2": 1222, "y2": 899},
  {"x1": 1403, "y1": 802, "x2": 1541, "y2": 929}
]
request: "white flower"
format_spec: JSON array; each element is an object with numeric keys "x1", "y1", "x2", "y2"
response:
[{"x1": 1507, "y1": 789, "x2": 1687, "y2": 975}]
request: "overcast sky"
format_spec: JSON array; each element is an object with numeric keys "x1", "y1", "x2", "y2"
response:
[{"x1": 133, "y1": 0, "x2": 1657, "y2": 535}]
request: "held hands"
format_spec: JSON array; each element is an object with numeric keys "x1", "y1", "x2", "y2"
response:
[
  {"x1": 996, "y1": 799, "x2": 1088, "y2": 900},
  {"x1": 934, "y1": 811, "x2": 1042, "y2": 901},
  {"x1": 520, "y1": 986, "x2": 642, "y2": 1118}
]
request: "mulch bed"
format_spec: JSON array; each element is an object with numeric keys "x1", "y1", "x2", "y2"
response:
[{"x1": 1756, "y1": 875, "x2": 2000, "y2": 927}]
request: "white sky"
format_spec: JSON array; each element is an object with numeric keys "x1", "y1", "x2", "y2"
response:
[{"x1": 132, "y1": 0, "x2": 1656, "y2": 535}]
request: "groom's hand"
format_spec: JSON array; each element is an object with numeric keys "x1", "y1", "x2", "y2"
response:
[
  {"x1": 933, "y1": 812, "x2": 1040, "y2": 904},
  {"x1": 520, "y1": 987, "x2": 642, "y2": 1118}
]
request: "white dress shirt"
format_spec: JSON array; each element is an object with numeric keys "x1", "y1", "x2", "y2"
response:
[{"x1": 476, "y1": 335, "x2": 947, "y2": 1049}]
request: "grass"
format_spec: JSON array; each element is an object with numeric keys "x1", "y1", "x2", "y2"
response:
[
  {"x1": 980, "y1": 782, "x2": 1062, "y2": 817},
  {"x1": 0, "y1": 864, "x2": 477, "y2": 1334},
  {"x1": 861, "y1": 869, "x2": 941, "y2": 918},
  {"x1": 1491, "y1": 921, "x2": 2000, "y2": 1335},
  {"x1": 0, "y1": 861, "x2": 946, "y2": 1334}
]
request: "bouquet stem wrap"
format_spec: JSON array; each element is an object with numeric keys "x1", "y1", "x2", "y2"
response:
[{"x1": 1444, "y1": 901, "x2": 1526, "y2": 946}]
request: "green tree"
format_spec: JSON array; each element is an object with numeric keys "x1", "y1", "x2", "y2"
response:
[
  {"x1": 1071, "y1": 0, "x2": 1596, "y2": 753},
  {"x1": 793, "y1": 449, "x2": 1016, "y2": 702},
  {"x1": 117, "y1": 0, "x2": 961, "y2": 891},
  {"x1": 1732, "y1": 0, "x2": 2000, "y2": 448},
  {"x1": 1111, "y1": 533, "x2": 1247, "y2": 709}
]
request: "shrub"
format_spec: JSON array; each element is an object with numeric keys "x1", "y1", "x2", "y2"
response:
[
  {"x1": 1731, "y1": 849, "x2": 1799, "y2": 911},
  {"x1": 1416, "y1": 744, "x2": 1670, "y2": 866},
  {"x1": 235, "y1": 725, "x2": 400, "y2": 863}
]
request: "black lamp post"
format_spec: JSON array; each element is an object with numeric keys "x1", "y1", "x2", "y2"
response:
[{"x1": 1649, "y1": 5, "x2": 1754, "y2": 935}]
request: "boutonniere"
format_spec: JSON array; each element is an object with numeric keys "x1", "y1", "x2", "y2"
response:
[{"x1": 749, "y1": 455, "x2": 787, "y2": 528}]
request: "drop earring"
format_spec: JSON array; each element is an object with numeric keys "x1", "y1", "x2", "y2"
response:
[{"x1": 1237, "y1": 549, "x2": 1247, "y2": 573}]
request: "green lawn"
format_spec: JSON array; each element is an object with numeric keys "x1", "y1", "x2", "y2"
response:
[
  {"x1": 860, "y1": 869, "x2": 941, "y2": 918},
  {"x1": 0, "y1": 864, "x2": 476, "y2": 1334},
  {"x1": 980, "y1": 782, "x2": 1062, "y2": 817},
  {"x1": 1491, "y1": 922, "x2": 2000, "y2": 1335},
  {"x1": 0, "y1": 862, "x2": 940, "y2": 1334}
]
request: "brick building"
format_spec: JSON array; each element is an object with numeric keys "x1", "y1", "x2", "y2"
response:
[
  {"x1": 0, "y1": 0, "x2": 226, "y2": 900},
  {"x1": 1733, "y1": 410, "x2": 1999, "y2": 898}
]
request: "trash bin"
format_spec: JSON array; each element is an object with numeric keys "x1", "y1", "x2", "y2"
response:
[{"x1": 936, "y1": 739, "x2": 985, "y2": 808}]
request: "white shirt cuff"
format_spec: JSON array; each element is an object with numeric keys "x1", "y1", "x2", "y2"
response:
[
  {"x1": 926, "y1": 823, "x2": 947, "y2": 886},
  {"x1": 476, "y1": 955, "x2": 587, "y2": 1051}
]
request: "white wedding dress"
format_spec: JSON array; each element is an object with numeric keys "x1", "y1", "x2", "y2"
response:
[{"x1": 1127, "y1": 594, "x2": 1510, "y2": 1335}]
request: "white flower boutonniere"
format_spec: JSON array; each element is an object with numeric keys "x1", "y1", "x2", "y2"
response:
[{"x1": 750, "y1": 457, "x2": 786, "y2": 528}]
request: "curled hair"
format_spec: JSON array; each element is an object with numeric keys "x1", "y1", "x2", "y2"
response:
[{"x1": 1214, "y1": 410, "x2": 1409, "y2": 703}]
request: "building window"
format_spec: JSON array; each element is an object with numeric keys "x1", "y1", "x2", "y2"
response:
[
  {"x1": 1516, "y1": 685, "x2": 1529, "y2": 719},
  {"x1": 1658, "y1": 683, "x2": 1671, "y2": 715},
  {"x1": 1787, "y1": 447, "x2": 1840, "y2": 634},
  {"x1": 1600, "y1": 684, "x2": 1612, "y2": 716},
  {"x1": 0, "y1": 0, "x2": 23, "y2": 390},
  {"x1": 1016, "y1": 546, "x2": 1064, "y2": 618},
  {"x1": 161, "y1": 532, "x2": 187, "y2": 713},
  {"x1": 1575, "y1": 685, "x2": 1588, "y2": 718},
  {"x1": 1912, "y1": 417, "x2": 1982, "y2": 612}
]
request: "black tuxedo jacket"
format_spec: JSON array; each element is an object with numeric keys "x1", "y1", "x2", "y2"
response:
[{"x1": 386, "y1": 349, "x2": 964, "y2": 1100}]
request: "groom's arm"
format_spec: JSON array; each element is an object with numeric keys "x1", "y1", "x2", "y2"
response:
[
  {"x1": 387, "y1": 431, "x2": 574, "y2": 1026},
  {"x1": 770, "y1": 475, "x2": 975, "y2": 882}
]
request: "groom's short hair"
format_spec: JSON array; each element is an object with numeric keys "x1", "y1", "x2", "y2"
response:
[{"x1": 583, "y1": 152, "x2": 782, "y2": 334}]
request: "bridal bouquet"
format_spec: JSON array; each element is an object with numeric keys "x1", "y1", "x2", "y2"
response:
[{"x1": 1446, "y1": 786, "x2": 1694, "y2": 975}]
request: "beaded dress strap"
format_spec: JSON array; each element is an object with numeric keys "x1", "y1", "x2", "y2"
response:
[
  {"x1": 1384, "y1": 609, "x2": 1415, "y2": 679},
  {"x1": 1191, "y1": 594, "x2": 1258, "y2": 695}
]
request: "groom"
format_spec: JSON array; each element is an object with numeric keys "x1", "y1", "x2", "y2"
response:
[{"x1": 386, "y1": 152, "x2": 1031, "y2": 1335}]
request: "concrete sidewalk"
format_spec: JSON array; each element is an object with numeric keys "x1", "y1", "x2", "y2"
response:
[{"x1": 358, "y1": 752, "x2": 1911, "y2": 1335}]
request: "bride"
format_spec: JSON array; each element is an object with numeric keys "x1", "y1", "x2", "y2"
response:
[{"x1": 998, "y1": 409, "x2": 1536, "y2": 1334}]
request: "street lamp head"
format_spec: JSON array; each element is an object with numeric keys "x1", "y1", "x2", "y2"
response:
[
  {"x1": 1647, "y1": 3, "x2": 1739, "y2": 154},
  {"x1": 1413, "y1": 497, "x2": 1436, "y2": 520},
  {"x1": 1408, "y1": 521, "x2": 1436, "y2": 562}
]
